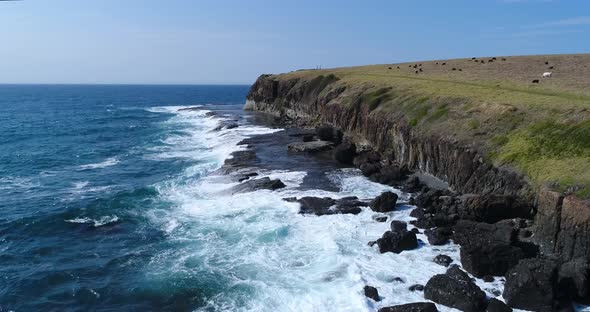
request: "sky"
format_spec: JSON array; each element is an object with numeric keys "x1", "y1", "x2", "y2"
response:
[{"x1": 0, "y1": 0, "x2": 589, "y2": 84}]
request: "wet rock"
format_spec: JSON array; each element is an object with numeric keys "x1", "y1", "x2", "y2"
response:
[
  {"x1": 352, "y1": 150, "x2": 381, "y2": 168},
  {"x1": 433, "y1": 254, "x2": 453, "y2": 267},
  {"x1": 410, "y1": 228, "x2": 420, "y2": 234},
  {"x1": 370, "y1": 191, "x2": 398, "y2": 212},
  {"x1": 390, "y1": 220, "x2": 408, "y2": 232},
  {"x1": 392, "y1": 277, "x2": 405, "y2": 283},
  {"x1": 227, "y1": 177, "x2": 286, "y2": 194},
  {"x1": 236, "y1": 172, "x2": 258, "y2": 182},
  {"x1": 558, "y1": 257, "x2": 590, "y2": 300},
  {"x1": 503, "y1": 258, "x2": 559, "y2": 312},
  {"x1": 177, "y1": 106, "x2": 202, "y2": 112},
  {"x1": 360, "y1": 163, "x2": 381, "y2": 177},
  {"x1": 403, "y1": 176, "x2": 424, "y2": 193},
  {"x1": 302, "y1": 135, "x2": 314, "y2": 142},
  {"x1": 425, "y1": 227, "x2": 453, "y2": 245},
  {"x1": 333, "y1": 141, "x2": 356, "y2": 165},
  {"x1": 378, "y1": 302, "x2": 438, "y2": 312},
  {"x1": 376, "y1": 227, "x2": 418, "y2": 254},
  {"x1": 373, "y1": 215, "x2": 388, "y2": 222},
  {"x1": 424, "y1": 265, "x2": 487, "y2": 312},
  {"x1": 409, "y1": 284, "x2": 424, "y2": 291},
  {"x1": 453, "y1": 220, "x2": 530, "y2": 277},
  {"x1": 297, "y1": 196, "x2": 365, "y2": 216},
  {"x1": 486, "y1": 298, "x2": 512, "y2": 312},
  {"x1": 213, "y1": 122, "x2": 238, "y2": 131},
  {"x1": 287, "y1": 141, "x2": 334, "y2": 153},
  {"x1": 482, "y1": 275, "x2": 494, "y2": 283},
  {"x1": 224, "y1": 150, "x2": 257, "y2": 167},
  {"x1": 316, "y1": 125, "x2": 342, "y2": 144},
  {"x1": 368, "y1": 240, "x2": 377, "y2": 247},
  {"x1": 369, "y1": 165, "x2": 410, "y2": 185},
  {"x1": 363, "y1": 285, "x2": 380, "y2": 301}
]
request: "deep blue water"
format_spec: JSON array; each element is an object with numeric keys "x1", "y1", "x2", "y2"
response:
[{"x1": 0, "y1": 85, "x2": 250, "y2": 311}]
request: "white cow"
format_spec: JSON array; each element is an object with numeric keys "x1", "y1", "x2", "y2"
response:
[{"x1": 542, "y1": 72, "x2": 552, "y2": 78}]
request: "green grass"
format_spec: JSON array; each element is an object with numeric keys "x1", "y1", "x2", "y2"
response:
[{"x1": 493, "y1": 120, "x2": 590, "y2": 197}]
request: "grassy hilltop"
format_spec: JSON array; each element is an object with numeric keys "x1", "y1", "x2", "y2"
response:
[{"x1": 275, "y1": 54, "x2": 590, "y2": 197}]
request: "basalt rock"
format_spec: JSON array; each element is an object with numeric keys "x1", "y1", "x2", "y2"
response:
[
  {"x1": 227, "y1": 177, "x2": 286, "y2": 194},
  {"x1": 433, "y1": 254, "x2": 453, "y2": 267},
  {"x1": 424, "y1": 265, "x2": 487, "y2": 312},
  {"x1": 425, "y1": 227, "x2": 453, "y2": 245},
  {"x1": 503, "y1": 258, "x2": 559, "y2": 312},
  {"x1": 316, "y1": 125, "x2": 343, "y2": 144},
  {"x1": 378, "y1": 302, "x2": 438, "y2": 312},
  {"x1": 558, "y1": 257, "x2": 590, "y2": 301},
  {"x1": 486, "y1": 298, "x2": 512, "y2": 312},
  {"x1": 333, "y1": 141, "x2": 356, "y2": 164},
  {"x1": 296, "y1": 196, "x2": 366, "y2": 216},
  {"x1": 376, "y1": 225, "x2": 418, "y2": 254},
  {"x1": 363, "y1": 285, "x2": 380, "y2": 301},
  {"x1": 287, "y1": 141, "x2": 334, "y2": 153},
  {"x1": 370, "y1": 191, "x2": 398, "y2": 212}
]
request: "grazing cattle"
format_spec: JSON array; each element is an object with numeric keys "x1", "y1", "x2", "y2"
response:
[
  {"x1": 441, "y1": 62, "x2": 446, "y2": 65},
  {"x1": 409, "y1": 65, "x2": 412, "y2": 68},
  {"x1": 458, "y1": 68, "x2": 462, "y2": 71},
  {"x1": 542, "y1": 72, "x2": 552, "y2": 78},
  {"x1": 501, "y1": 58, "x2": 506, "y2": 61},
  {"x1": 413, "y1": 64, "x2": 418, "y2": 68},
  {"x1": 419, "y1": 64, "x2": 422, "y2": 67},
  {"x1": 452, "y1": 68, "x2": 457, "y2": 71},
  {"x1": 532, "y1": 79, "x2": 540, "y2": 83},
  {"x1": 545, "y1": 61, "x2": 549, "y2": 65},
  {"x1": 492, "y1": 57, "x2": 497, "y2": 60},
  {"x1": 472, "y1": 57, "x2": 476, "y2": 60},
  {"x1": 488, "y1": 59, "x2": 494, "y2": 62},
  {"x1": 388, "y1": 67, "x2": 392, "y2": 70},
  {"x1": 548, "y1": 66, "x2": 554, "y2": 69},
  {"x1": 415, "y1": 70, "x2": 419, "y2": 74},
  {"x1": 474, "y1": 60, "x2": 479, "y2": 62},
  {"x1": 419, "y1": 68, "x2": 423, "y2": 72},
  {"x1": 397, "y1": 66, "x2": 400, "y2": 69},
  {"x1": 436, "y1": 62, "x2": 439, "y2": 65}
]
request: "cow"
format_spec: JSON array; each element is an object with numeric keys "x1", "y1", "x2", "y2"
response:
[
  {"x1": 542, "y1": 72, "x2": 552, "y2": 78},
  {"x1": 532, "y1": 79, "x2": 540, "y2": 83}
]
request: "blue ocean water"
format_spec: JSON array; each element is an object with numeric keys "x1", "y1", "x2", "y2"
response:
[{"x1": 0, "y1": 84, "x2": 490, "y2": 312}]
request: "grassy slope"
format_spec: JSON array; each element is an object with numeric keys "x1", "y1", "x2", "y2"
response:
[{"x1": 277, "y1": 54, "x2": 590, "y2": 197}]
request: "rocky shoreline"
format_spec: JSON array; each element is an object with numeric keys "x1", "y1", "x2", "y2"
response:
[{"x1": 241, "y1": 74, "x2": 590, "y2": 311}]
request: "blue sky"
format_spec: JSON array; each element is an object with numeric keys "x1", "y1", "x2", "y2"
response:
[{"x1": 0, "y1": 0, "x2": 588, "y2": 84}]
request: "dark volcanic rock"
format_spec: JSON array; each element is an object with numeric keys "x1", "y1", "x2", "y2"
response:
[
  {"x1": 224, "y1": 150, "x2": 257, "y2": 167},
  {"x1": 408, "y1": 284, "x2": 424, "y2": 291},
  {"x1": 370, "y1": 191, "x2": 398, "y2": 212},
  {"x1": 376, "y1": 227, "x2": 418, "y2": 254},
  {"x1": 425, "y1": 227, "x2": 453, "y2": 245},
  {"x1": 333, "y1": 141, "x2": 356, "y2": 164},
  {"x1": 433, "y1": 254, "x2": 453, "y2": 267},
  {"x1": 558, "y1": 257, "x2": 590, "y2": 300},
  {"x1": 302, "y1": 134, "x2": 314, "y2": 142},
  {"x1": 369, "y1": 165, "x2": 410, "y2": 185},
  {"x1": 486, "y1": 298, "x2": 512, "y2": 312},
  {"x1": 453, "y1": 220, "x2": 531, "y2": 277},
  {"x1": 363, "y1": 285, "x2": 380, "y2": 301},
  {"x1": 424, "y1": 265, "x2": 487, "y2": 312},
  {"x1": 378, "y1": 302, "x2": 438, "y2": 312},
  {"x1": 373, "y1": 215, "x2": 388, "y2": 222},
  {"x1": 316, "y1": 125, "x2": 343, "y2": 144},
  {"x1": 213, "y1": 121, "x2": 239, "y2": 131},
  {"x1": 287, "y1": 141, "x2": 334, "y2": 153},
  {"x1": 296, "y1": 196, "x2": 365, "y2": 216},
  {"x1": 227, "y1": 177, "x2": 285, "y2": 194},
  {"x1": 390, "y1": 220, "x2": 408, "y2": 232},
  {"x1": 503, "y1": 258, "x2": 559, "y2": 312},
  {"x1": 360, "y1": 163, "x2": 381, "y2": 177}
]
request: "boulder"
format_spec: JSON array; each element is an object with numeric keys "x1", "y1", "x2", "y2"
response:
[
  {"x1": 373, "y1": 215, "x2": 388, "y2": 222},
  {"x1": 558, "y1": 257, "x2": 590, "y2": 300},
  {"x1": 486, "y1": 298, "x2": 512, "y2": 312},
  {"x1": 227, "y1": 177, "x2": 285, "y2": 194},
  {"x1": 333, "y1": 141, "x2": 356, "y2": 164},
  {"x1": 409, "y1": 284, "x2": 424, "y2": 291},
  {"x1": 363, "y1": 285, "x2": 380, "y2": 301},
  {"x1": 370, "y1": 191, "x2": 398, "y2": 212},
  {"x1": 302, "y1": 134, "x2": 314, "y2": 142},
  {"x1": 287, "y1": 141, "x2": 334, "y2": 153},
  {"x1": 369, "y1": 165, "x2": 410, "y2": 185},
  {"x1": 390, "y1": 220, "x2": 408, "y2": 232},
  {"x1": 433, "y1": 254, "x2": 453, "y2": 267},
  {"x1": 425, "y1": 227, "x2": 453, "y2": 245},
  {"x1": 424, "y1": 265, "x2": 487, "y2": 312},
  {"x1": 378, "y1": 302, "x2": 438, "y2": 312},
  {"x1": 503, "y1": 258, "x2": 559, "y2": 312},
  {"x1": 453, "y1": 220, "x2": 528, "y2": 277},
  {"x1": 376, "y1": 229, "x2": 418, "y2": 254},
  {"x1": 296, "y1": 196, "x2": 365, "y2": 216},
  {"x1": 316, "y1": 125, "x2": 342, "y2": 143},
  {"x1": 360, "y1": 163, "x2": 381, "y2": 177},
  {"x1": 224, "y1": 150, "x2": 257, "y2": 167}
]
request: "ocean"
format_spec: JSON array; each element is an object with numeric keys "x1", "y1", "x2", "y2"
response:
[{"x1": 0, "y1": 85, "x2": 483, "y2": 311}]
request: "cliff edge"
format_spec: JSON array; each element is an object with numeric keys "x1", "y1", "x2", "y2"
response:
[{"x1": 245, "y1": 54, "x2": 590, "y2": 262}]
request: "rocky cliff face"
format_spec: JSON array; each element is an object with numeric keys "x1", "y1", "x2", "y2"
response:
[{"x1": 245, "y1": 73, "x2": 590, "y2": 263}]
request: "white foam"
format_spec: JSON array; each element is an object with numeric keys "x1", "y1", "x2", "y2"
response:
[
  {"x1": 79, "y1": 157, "x2": 120, "y2": 170},
  {"x1": 65, "y1": 215, "x2": 120, "y2": 227}
]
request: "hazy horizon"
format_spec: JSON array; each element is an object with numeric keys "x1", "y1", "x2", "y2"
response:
[{"x1": 1, "y1": 0, "x2": 589, "y2": 85}]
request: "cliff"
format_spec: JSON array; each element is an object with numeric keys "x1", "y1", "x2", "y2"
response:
[{"x1": 245, "y1": 54, "x2": 590, "y2": 261}]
